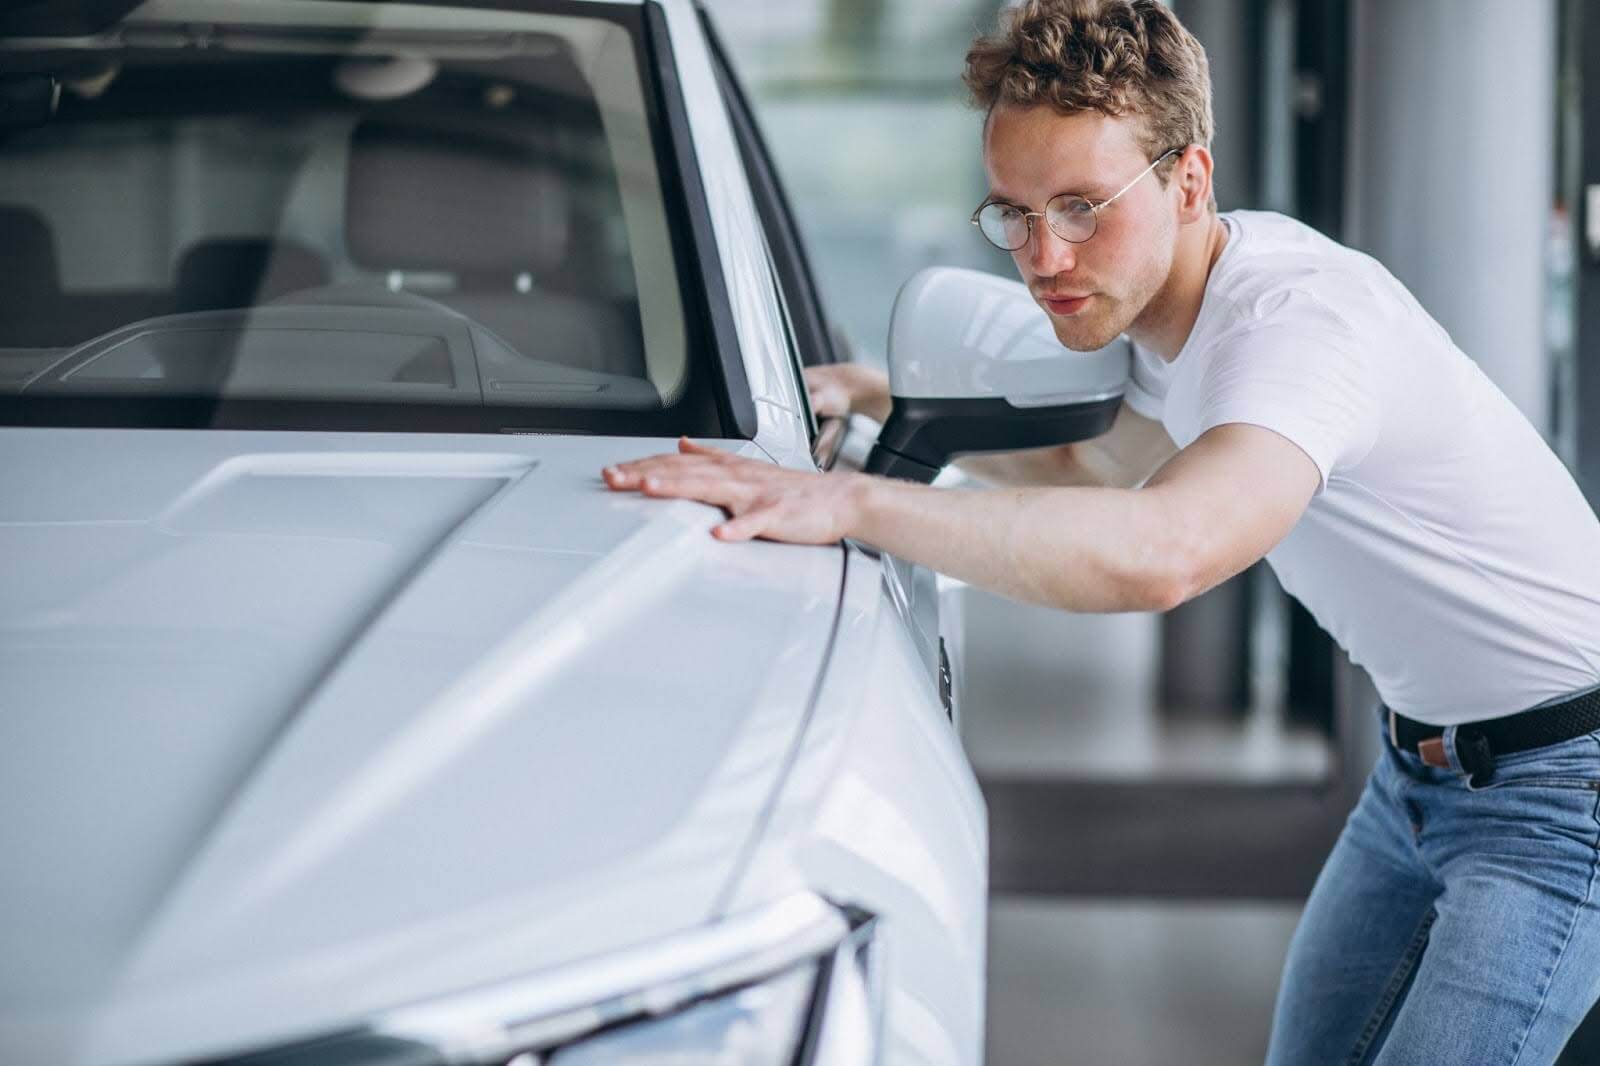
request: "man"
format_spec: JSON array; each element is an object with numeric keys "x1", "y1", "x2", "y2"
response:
[{"x1": 604, "y1": 1, "x2": 1600, "y2": 1060}]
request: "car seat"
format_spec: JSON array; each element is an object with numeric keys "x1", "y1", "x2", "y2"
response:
[
  {"x1": 337, "y1": 117, "x2": 644, "y2": 380},
  {"x1": 174, "y1": 237, "x2": 330, "y2": 313}
]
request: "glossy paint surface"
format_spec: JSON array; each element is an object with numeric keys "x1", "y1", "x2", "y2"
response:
[
  {"x1": 725, "y1": 549, "x2": 990, "y2": 1065},
  {"x1": 0, "y1": 429, "x2": 842, "y2": 1064},
  {"x1": 887, "y1": 266, "x2": 1130, "y2": 406}
]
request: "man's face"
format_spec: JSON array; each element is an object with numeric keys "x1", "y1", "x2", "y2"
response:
[{"x1": 981, "y1": 106, "x2": 1179, "y2": 351}]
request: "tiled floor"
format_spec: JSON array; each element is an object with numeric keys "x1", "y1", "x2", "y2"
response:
[{"x1": 986, "y1": 896, "x2": 1302, "y2": 1066}]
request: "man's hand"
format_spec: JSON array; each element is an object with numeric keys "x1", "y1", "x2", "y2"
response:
[
  {"x1": 804, "y1": 363, "x2": 892, "y2": 423},
  {"x1": 603, "y1": 438, "x2": 867, "y2": 544}
]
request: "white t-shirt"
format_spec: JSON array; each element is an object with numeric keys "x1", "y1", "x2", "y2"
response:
[{"x1": 1126, "y1": 210, "x2": 1600, "y2": 726}]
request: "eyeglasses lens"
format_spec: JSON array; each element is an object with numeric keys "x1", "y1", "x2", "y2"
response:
[
  {"x1": 976, "y1": 195, "x2": 1097, "y2": 251},
  {"x1": 1045, "y1": 195, "x2": 1096, "y2": 243},
  {"x1": 977, "y1": 203, "x2": 1028, "y2": 251}
]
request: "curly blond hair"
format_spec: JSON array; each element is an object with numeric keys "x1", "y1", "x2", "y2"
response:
[{"x1": 964, "y1": 0, "x2": 1213, "y2": 175}]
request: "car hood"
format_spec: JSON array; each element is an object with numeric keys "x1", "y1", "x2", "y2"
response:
[{"x1": 0, "y1": 428, "x2": 843, "y2": 1066}]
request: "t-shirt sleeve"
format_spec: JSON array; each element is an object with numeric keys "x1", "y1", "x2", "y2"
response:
[{"x1": 1194, "y1": 321, "x2": 1380, "y2": 492}]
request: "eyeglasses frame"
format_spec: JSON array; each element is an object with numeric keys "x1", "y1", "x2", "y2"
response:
[{"x1": 969, "y1": 145, "x2": 1187, "y2": 252}]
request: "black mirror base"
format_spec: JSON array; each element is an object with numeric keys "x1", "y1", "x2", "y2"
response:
[{"x1": 864, "y1": 393, "x2": 1122, "y2": 483}]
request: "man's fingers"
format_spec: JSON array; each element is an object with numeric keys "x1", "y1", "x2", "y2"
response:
[
  {"x1": 602, "y1": 465, "x2": 657, "y2": 491},
  {"x1": 677, "y1": 437, "x2": 730, "y2": 459},
  {"x1": 603, "y1": 453, "x2": 726, "y2": 488},
  {"x1": 601, "y1": 450, "x2": 823, "y2": 544},
  {"x1": 807, "y1": 383, "x2": 849, "y2": 420},
  {"x1": 714, "y1": 506, "x2": 775, "y2": 542},
  {"x1": 638, "y1": 473, "x2": 755, "y2": 511},
  {"x1": 604, "y1": 444, "x2": 759, "y2": 487}
]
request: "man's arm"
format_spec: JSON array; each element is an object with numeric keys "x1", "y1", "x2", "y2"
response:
[
  {"x1": 601, "y1": 422, "x2": 1320, "y2": 614},
  {"x1": 851, "y1": 423, "x2": 1316, "y2": 611},
  {"x1": 952, "y1": 401, "x2": 1177, "y2": 488}
]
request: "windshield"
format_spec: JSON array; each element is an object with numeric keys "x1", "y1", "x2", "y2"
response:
[{"x1": 0, "y1": 0, "x2": 733, "y2": 436}]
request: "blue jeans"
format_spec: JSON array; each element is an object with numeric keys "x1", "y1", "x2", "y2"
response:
[{"x1": 1266, "y1": 712, "x2": 1600, "y2": 1065}]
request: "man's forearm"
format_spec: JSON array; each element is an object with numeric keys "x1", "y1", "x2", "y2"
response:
[
  {"x1": 844, "y1": 475, "x2": 1191, "y2": 613},
  {"x1": 952, "y1": 413, "x2": 1177, "y2": 490},
  {"x1": 953, "y1": 444, "x2": 1100, "y2": 487}
]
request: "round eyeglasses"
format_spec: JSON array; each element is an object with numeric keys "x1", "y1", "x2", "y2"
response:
[{"x1": 970, "y1": 146, "x2": 1184, "y2": 252}]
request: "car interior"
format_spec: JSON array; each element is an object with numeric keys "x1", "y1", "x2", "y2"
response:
[{"x1": 0, "y1": 27, "x2": 677, "y2": 404}]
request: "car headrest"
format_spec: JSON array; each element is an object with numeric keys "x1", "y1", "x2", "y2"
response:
[
  {"x1": 0, "y1": 204, "x2": 61, "y2": 304},
  {"x1": 345, "y1": 119, "x2": 569, "y2": 277},
  {"x1": 174, "y1": 238, "x2": 330, "y2": 312}
]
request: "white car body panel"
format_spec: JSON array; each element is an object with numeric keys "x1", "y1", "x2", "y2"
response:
[
  {"x1": 725, "y1": 550, "x2": 989, "y2": 1065},
  {"x1": 0, "y1": 430, "x2": 841, "y2": 1063},
  {"x1": 0, "y1": 2, "x2": 988, "y2": 1063}
]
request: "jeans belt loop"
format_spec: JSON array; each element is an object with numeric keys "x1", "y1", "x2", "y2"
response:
[
  {"x1": 1418, "y1": 735, "x2": 1450, "y2": 769},
  {"x1": 1441, "y1": 724, "x2": 1464, "y2": 773}
]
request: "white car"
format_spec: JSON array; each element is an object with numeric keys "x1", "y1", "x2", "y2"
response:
[{"x1": 0, "y1": 1, "x2": 992, "y2": 1064}]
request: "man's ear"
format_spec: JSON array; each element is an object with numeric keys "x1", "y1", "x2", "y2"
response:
[{"x1": 1173, "y1": 145, "x2": 1215, "y2": 221}]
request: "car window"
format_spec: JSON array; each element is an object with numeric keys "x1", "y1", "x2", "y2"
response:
[{"x1": 0, "y1": 0, "x2": 733, "y2": 437}]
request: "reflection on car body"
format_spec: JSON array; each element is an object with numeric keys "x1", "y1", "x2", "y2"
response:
[{"x1": 0, "y1": 1, "x2": 987, "y2": 1064}]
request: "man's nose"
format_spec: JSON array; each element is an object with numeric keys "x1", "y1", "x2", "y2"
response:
[{"x1": 1024, "y1": 219, "x2": 1078, "y2": 276}]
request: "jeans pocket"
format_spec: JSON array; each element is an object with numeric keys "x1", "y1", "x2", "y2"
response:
[
  {"x1": 1470, "y1": 767, "x2": 1600, "y2": 793},
  {"x1": 1471, "y1": 731, "x2": 1600, "y2": 792}
]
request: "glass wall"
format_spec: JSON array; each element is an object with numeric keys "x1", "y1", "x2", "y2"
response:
[{"x1": 707, "y1": 0, "x2": 1012, "y2": 365}]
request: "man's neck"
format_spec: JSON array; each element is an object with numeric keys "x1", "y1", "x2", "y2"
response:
[{"x1": 1128, "y1": 212, "x2": 1230, "y2": 362}]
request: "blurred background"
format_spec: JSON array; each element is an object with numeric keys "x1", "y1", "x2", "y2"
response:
[{"x1": 704, "y1": 0, "x2": 1599, "y2": 1062}]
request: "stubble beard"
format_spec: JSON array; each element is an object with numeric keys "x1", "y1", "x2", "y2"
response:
[
  {"x1": 1047, "y1": 299, "x2": 1130, "y2": 352},
  {"x1": 1045, "y1": 279, "x2": 1155, "y2": 352},
  {"x1": 1043, "y1": 245, "x2": 1172, "y2": 352}
]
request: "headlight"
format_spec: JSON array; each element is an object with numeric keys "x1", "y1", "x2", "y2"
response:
[
  {"x1": 217, "y1": 893, "x2": 882, "y2": 1066},
  {"x1": 806, "y1": 911, "x2": 881, "y2": 1066},
  {"x1": 550, "y1": 906, "x2": 881, "y2": 1066},
  {"x1": 544, "y1": 962, "x2": 816, "y2": 1066}
]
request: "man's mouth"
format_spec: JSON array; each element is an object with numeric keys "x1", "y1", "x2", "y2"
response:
[{"x1": 1039, "y1": 293, "x2": 1093, "y2": 316}]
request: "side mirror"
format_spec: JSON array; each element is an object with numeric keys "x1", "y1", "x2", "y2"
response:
[{"x1": 865, "y1": 267, "x2": 1129, "y2": 483}]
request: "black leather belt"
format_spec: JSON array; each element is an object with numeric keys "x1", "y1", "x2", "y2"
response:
[{"x1": 1386, "y1": 685, "x2": 1600, "y2": 782}]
